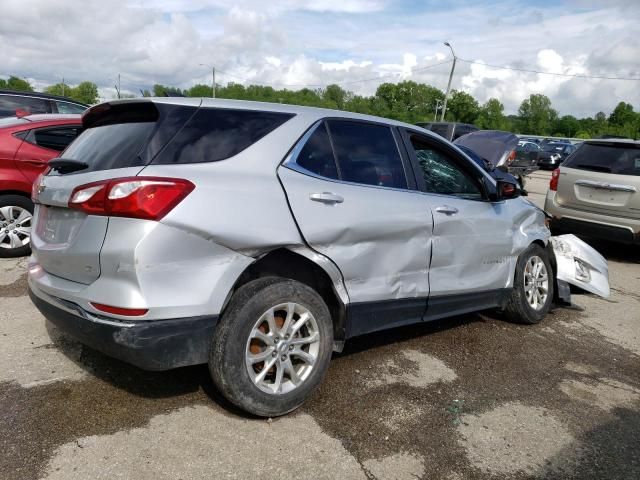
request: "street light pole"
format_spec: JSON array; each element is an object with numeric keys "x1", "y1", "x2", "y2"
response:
[
  {"x1": 441, "y1": 41, "x2": 457, "y2": 122},
  {"x1": 200, "y1": 64, "x2": 215, "y2": 98}
]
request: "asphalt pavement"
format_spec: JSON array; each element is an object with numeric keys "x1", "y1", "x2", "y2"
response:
[{"x1": 1, "y1": 170, "x2": 638, "y2": 480}]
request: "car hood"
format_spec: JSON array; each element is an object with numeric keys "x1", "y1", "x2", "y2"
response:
[
  {"x1": 454, "y1": 130, "x2": 519, "y2": 168},
  {"x1": 550, "y1": 234, "x2": 610, "y2": 298}
]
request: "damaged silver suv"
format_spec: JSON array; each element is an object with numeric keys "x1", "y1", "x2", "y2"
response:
[{"x1": 28, "y1": 99, "x2": 606, "y2": 416}]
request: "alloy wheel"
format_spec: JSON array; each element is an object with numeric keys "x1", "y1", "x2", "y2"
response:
[
  {"x1": 245, "y1": 302, "x2": 320, "y2": 395},
  {"x1": 523, "y1": 255, "x2": 549, "y2": 310},
  {"x1": 0, "y1": 206, "x2": 32, "y2": 250}
]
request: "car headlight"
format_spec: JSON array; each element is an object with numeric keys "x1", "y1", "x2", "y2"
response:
[{"x1": 551, "y1": 154, "x2": 561, "y2": 161}]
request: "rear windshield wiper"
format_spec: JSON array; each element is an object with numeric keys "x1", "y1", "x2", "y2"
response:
[{"x1": 48, "y1": 158, "x2": 89, "y2": 174}]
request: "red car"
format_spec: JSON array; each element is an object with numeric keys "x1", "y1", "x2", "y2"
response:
[{"x1": 0, "y1": 114, "x2": 81, "y2": 257}]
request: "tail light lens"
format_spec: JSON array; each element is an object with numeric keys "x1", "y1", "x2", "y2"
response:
[
  {"x1": 550, "y1": 168, "x2": 560, "y2": 191},
  {"x1": 69, "y1": 177, "x2": 194, "y2": 220},
  {"x1": 507, "y1": 150, "x2": 516, "y2": 165}
]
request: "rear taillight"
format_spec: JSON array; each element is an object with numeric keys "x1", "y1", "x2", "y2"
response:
[
  {"x1": 69, "y1": 177, "x2": 194, "y2": 220},
  {"x1": 550, "y1": 168, "x2": 560, "y2": 191},
  {"x1": 507, "y1": 150, "x2": 516, "y2": 165}
]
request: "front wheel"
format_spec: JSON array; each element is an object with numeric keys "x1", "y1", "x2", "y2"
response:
[
  {"x1": 209, "y1": 277, "x2": 333, "y2": 417},
  {"x1": 503, "y1": 244, "x2": 554, "y2": 324},
  {"x1": 0, "y1": 195, "x2": 34, "y2": 258}
]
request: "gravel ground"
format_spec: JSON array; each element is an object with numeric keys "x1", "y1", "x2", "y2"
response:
[{"x1": 1, "y1": 170, "x2": 638, "y2": 480}]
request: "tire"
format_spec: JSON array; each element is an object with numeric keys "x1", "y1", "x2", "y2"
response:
[
  {"x1": 0, "y1": 195, "x2": 34, "y2": 258},
  {"x1": 209, "y1": 276, "x2": 334, "y2": 417},
  {"x1": 504, "y1": 244, "x2": 554, "y2": 324}
]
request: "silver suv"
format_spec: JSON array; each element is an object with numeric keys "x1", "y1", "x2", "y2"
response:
[{"x1": 28, "y1": 98, "x2": 571, "y2": 416}]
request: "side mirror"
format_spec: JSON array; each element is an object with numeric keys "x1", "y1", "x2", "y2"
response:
[
  {"x1": 485, "y1": 178, "x2": 521, "y2": 201},
  {"x1": 496, "y1": 180, "x2": 521, "y2": 200}
]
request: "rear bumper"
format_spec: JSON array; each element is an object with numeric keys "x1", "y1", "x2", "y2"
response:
[
  {"x1": 29, "y1": 285, "x2": 218, "y2": 371},
  {"x1": 545, "y1": 191, "x2": 640, "y2": 244}
]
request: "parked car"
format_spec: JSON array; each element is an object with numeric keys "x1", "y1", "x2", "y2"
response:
[
  {"x1": 28, "y1": 99, "x2": 609, "y2": 417},
  {"x1": 537, "y1": 142, "x2": 577, "y2": 170},
  {"x1": 415, "y1": 121, "x2": 479, "y2": 141},
  {"x1": 0, "y1": 114, "x2": 82, "y2": 256},
  {"x1": 0, "y1": 89, "x2": 88, "y2": 117},
  {"x1": 516, "y1": 140, "x2": 541, "y2": 164},
  {"x1": 545, "y1": 139, "x2": 640, "y2": 244},
  {"x1": 454, "y1": 130, "x2": 537, "y2": 188}
]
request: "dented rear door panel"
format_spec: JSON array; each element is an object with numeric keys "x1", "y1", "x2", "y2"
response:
[{"x1": 278, "y1": 166, "x2": 432, "y2": 303}]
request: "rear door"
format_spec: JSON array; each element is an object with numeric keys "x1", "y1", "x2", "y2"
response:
[
  {"x1": 278, "y1": 119, "x2": 432, "y2": 332},
  {"x1": 556, "y1": 142, "x2": 640, "y2": 219},
  {"x1": 15, "y1": 125, "x2": 81, "y2": 182},
  {"x1": 401, "y1": 129, "x2": 515, "y2": 299}
]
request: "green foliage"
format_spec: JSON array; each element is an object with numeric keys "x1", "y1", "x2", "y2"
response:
[
  {"x1": 44, "y1": 81, "x2": 99, "y2": 104},
  {"x1": 553, "y1": 115, "x2": 580, "y2": 137},
  {"x1": 446, "y1": 90, "x2": 480, "y2": 124},
  {"x1": 0, "y1": 76, "x2": 34, "y2": 92},
  {"x1": 518, "y1": 94, "x2": 558, "y2": 135},
  {"x1": 186, "y1": 84, "x2": 214, "y2": 97},
  {"x1": 6, "y1": 71, "x2": 635, "y2": 139},
  {"x1": 476, "y1": 98, "x2": 507, "y2": 130}
]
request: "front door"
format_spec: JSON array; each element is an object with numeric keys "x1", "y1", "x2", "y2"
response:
[{"x1": 401, "y1": 129, "x2": 515, "y2": 305}]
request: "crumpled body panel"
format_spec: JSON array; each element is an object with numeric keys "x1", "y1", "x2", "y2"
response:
[{"x1": 550, "y1": 234, "x2": 610, "y2": 298}]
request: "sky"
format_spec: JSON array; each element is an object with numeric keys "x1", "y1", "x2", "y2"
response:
[{"x1": 1, "y1": 0, "x2": 638, "y2": 117}]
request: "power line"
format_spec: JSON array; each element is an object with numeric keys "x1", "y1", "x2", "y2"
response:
[{"x1": 457, "y1": 58, "x2": 640, "y2": 81}]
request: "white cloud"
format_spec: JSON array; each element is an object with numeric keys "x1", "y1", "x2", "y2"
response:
[{"x1": 0, "y1": 0, "x2": 638, "y2": 116}]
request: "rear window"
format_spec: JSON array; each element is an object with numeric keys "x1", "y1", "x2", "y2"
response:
[
  {"x1": 153, "y1": 108, "x2": 294, "y2": 165},
  {"x1": 59, "y1": 103, "x2": 293, "y2": 173},
  {"x1": 563, "y1": 143, "x2": 640, "y2": 176},
  {"x1": 61, "y1": 122, "x2": 154, "y2": 171}
]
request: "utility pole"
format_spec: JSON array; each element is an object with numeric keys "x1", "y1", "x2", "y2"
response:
[
  {"x1": 441, "y1": 41, "x2": 457, "y2": 122},
  {"x1": 200, "y1": 64, "x2": 215, "y2": 98},
  {"x1": 434, "y1": 99, "x2": 443, "y2": 121}
]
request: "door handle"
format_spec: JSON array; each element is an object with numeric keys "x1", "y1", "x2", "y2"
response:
[
  {"x1": 310, "y1": 192, "x2": 344, "y2": 204},
  {"x1": 435, "y1": 205, "x2": 459, "y2": 215}
]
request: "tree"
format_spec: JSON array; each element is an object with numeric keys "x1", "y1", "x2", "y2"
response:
[
  {"x1": 554, "y1": 115, "x2": 580, "y2": 137},
  {"x1": 186, "y1": 84, "x2": 213, "y2": 97},
  {"x1": 322, "y1": 84, "x2": 349, "y2": 109},
  {"x1": 152, "y1": 84, "x2": 183, "y2": 97},
  {"x1": 609, "y1": 102, "x2": 635, "y2": 127},
  {"x1": 446, "y1": 90, "x2": 480, "y2": 124},
  {"x1": 73, "y1": 81, "x2": 99, "y2": 104},
  {"x1": 0, "y1": 75, "x2": 34, "y2": 92},
  {"x1": 476, "y1": 98, "x2": 506, "y2": 130},
  {"x1": 518, "y1": 94, "x2": 558, "y2": 135},
  {"x1": 45, "y1": 81, "x2": 98, "y2": 104}
]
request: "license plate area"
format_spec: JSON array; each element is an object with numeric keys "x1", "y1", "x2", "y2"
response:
[
  {"x1": 36, "y1": 205, "x2": 85, "y2": 247},
  {"x1": 575, "y1": 186, "x2": 631, "y2": 207}
]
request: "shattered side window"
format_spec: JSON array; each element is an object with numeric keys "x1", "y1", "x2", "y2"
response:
[{"x1": 410, "y1": 135, "x2": 482, "y2": 200}]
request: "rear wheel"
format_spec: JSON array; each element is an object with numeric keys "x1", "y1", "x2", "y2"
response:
[
  {"x1": 0, "y1": 195, "x2": 33, "y2": 258},
  {"x1": 504, "y1": 244, "x2": 554, "y2": 324},
  {"x1": 209, "y1": 277, "x2": 333, "y2": 417}
]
